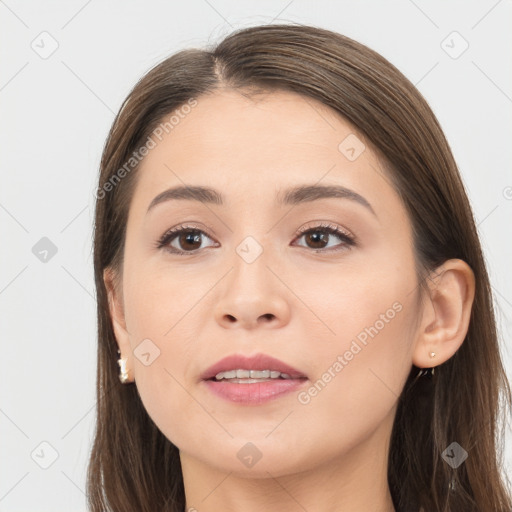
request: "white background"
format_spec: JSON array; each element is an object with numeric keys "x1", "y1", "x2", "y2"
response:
[{"x1": 1, "y1": 1, "x2": 511, "y2": 510}]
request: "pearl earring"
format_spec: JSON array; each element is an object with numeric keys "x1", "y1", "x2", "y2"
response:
[{"x1": 117, "y1": 356, "x2": 130, "y2": 384}]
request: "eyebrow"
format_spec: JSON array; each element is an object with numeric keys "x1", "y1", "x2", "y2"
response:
[{"x1": 146, "y1": 184, "x2": 376, "y2": 217}]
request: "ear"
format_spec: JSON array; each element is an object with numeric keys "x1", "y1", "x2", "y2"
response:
[
  {"x1": 412, "y1": 258, "x2": 475, "y2": 369},
  {"x1": 103, "y1": 267, "x2": 134, "y2": 382}
]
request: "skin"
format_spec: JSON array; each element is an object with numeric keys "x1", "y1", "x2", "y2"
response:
[{"x1": 104, "y1": 89, "x2": 475, "y2": 512}]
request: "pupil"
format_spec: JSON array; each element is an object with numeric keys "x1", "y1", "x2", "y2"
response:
[
  {"x1": 180, "y1": 231, "x2": 201, "y2": 249},
  {"x1": 307, "y1": 232, "x2": 328, "y2": 248},
  {"x1": 177, "y1": 229, "x2": 331, "y2": 251}
]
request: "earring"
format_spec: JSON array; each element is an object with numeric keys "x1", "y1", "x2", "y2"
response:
[
  {"x1": 429, "y1": 351, "x2": 436, "y2": 375},
  {"x1": 117, "y1": 356, "x2": 130, "y2": 384},
  {"x1": 413, "y1": 351, "x2": 437, "y2": 382}
]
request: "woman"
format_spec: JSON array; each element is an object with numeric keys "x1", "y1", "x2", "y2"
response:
[{"x1": 87, "y1": 23, "x2": 512, "y2": 511}]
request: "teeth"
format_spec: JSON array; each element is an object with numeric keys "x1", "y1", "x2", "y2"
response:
[
  {"x1": 214, "y1": 369, "x2": 293, "y2": 381},
  {"x1": 220, "y1": 370, "x2": 237, "y2": 379},
  {"x1": 251, "y1": 370, "x2": 269, "y2": 378}
]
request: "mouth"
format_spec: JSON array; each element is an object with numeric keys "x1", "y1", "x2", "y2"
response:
[
  {"x1": 200, "y1": 352, "x2": 307, "y2": 381},
  {"x1": 200, "y1": 353, "x2": 308, "y2": 405},
  {"x1": 205, "y1": 369, "x2": 303, "y2": 383}
]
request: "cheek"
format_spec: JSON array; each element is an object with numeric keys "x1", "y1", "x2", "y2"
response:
[
  {"x1": 122, "y1": 265, "x2": 213, "y2": 441},
  {"x1": 294, "y1": 262, "x2": 416, "y2": 405},
  {"x1": 124, "y1": 262, "x2": 205, "y2": 337},
  {"x1": 292, "y1": 256, "x2": 410, "y2": 339}
]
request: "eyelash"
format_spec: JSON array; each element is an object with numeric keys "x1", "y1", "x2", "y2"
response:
[{"x1": 155, "y1": 222, "x2": 356, "y2": 256}]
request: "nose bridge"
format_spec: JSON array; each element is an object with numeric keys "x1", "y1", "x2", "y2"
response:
[
  {"x1": 229, "y1": 232, "x2": 273, "y2": 299},
  {"x1": 227, "y1": 202, "x2": 274, "y2": 276}
]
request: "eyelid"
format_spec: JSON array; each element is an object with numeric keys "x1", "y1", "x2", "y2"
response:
[
  {"x1": 159, "y1": 222, "x2": 216, "y2": 241},
  {"x1": 294, "y1": 221, "x2": 354, "y2": 240},
  {"x1": 156, "y1": 220, "x2": 356, "y2": 255},
  {"x1": 159, "y1": 221, "x2": 353, "y2": 242}
]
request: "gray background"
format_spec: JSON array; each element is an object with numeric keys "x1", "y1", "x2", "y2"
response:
[{"x1": 1, "y1": 0, "x2": 511, "y2": 510}]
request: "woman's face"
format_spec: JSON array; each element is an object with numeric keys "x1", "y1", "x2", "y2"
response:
[{"x1": 109, "y1": 89, "x2": 423, "y2": 477}]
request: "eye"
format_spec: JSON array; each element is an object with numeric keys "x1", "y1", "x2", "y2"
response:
[
  {"x1": 156, "y1": 221, "x2": 356, "y2": 256},
  {"x1": 156, "y1": 224, "x2": 218, "y2": 255},
  {"x1": 292, "y1": 222, "x2": 356, "y2": 253}
]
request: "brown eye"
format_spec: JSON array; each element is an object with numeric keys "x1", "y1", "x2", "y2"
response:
[
  {"x1": 293, "y1": 223, "x2": 355, "y2": 253},
  {"x1": 156, "y1": 222, "x2": 355, "y2": 256},
  {"x1": 157, "y1": 225, "x2": 218, "y2": 255}
]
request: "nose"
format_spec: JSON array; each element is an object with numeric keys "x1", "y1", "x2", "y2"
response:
[{"x1": 213, "y1": 248, "x2": 291, "y2": 330}]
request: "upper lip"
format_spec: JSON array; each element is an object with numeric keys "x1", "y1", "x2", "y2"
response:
[{"x1": 200, "y1": 353, "x2": 307, "y2": 380}]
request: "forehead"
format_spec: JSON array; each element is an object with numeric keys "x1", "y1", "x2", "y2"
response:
[
  {"x1": 131, "y1": 88, "x2": 403, "y2": 222},
  {"x1": 150, "y1": 89, "x2": 363, "y2": 162}
]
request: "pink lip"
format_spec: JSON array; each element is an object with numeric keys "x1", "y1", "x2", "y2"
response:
[
  {"x1": 200, "y1": 353, "x2": 308, "y2": 405},
  {"x1": 200, "y1": 353, "x2": 306, "y2": 381}
]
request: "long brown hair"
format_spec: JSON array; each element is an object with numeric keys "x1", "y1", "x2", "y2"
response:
[{"x1": 88, "y1": 23, "x2": 512, "y2": 511}]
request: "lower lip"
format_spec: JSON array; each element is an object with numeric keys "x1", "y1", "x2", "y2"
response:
[{"x1": 202, "y1": 378, "x2": 307, "y2": 405}]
